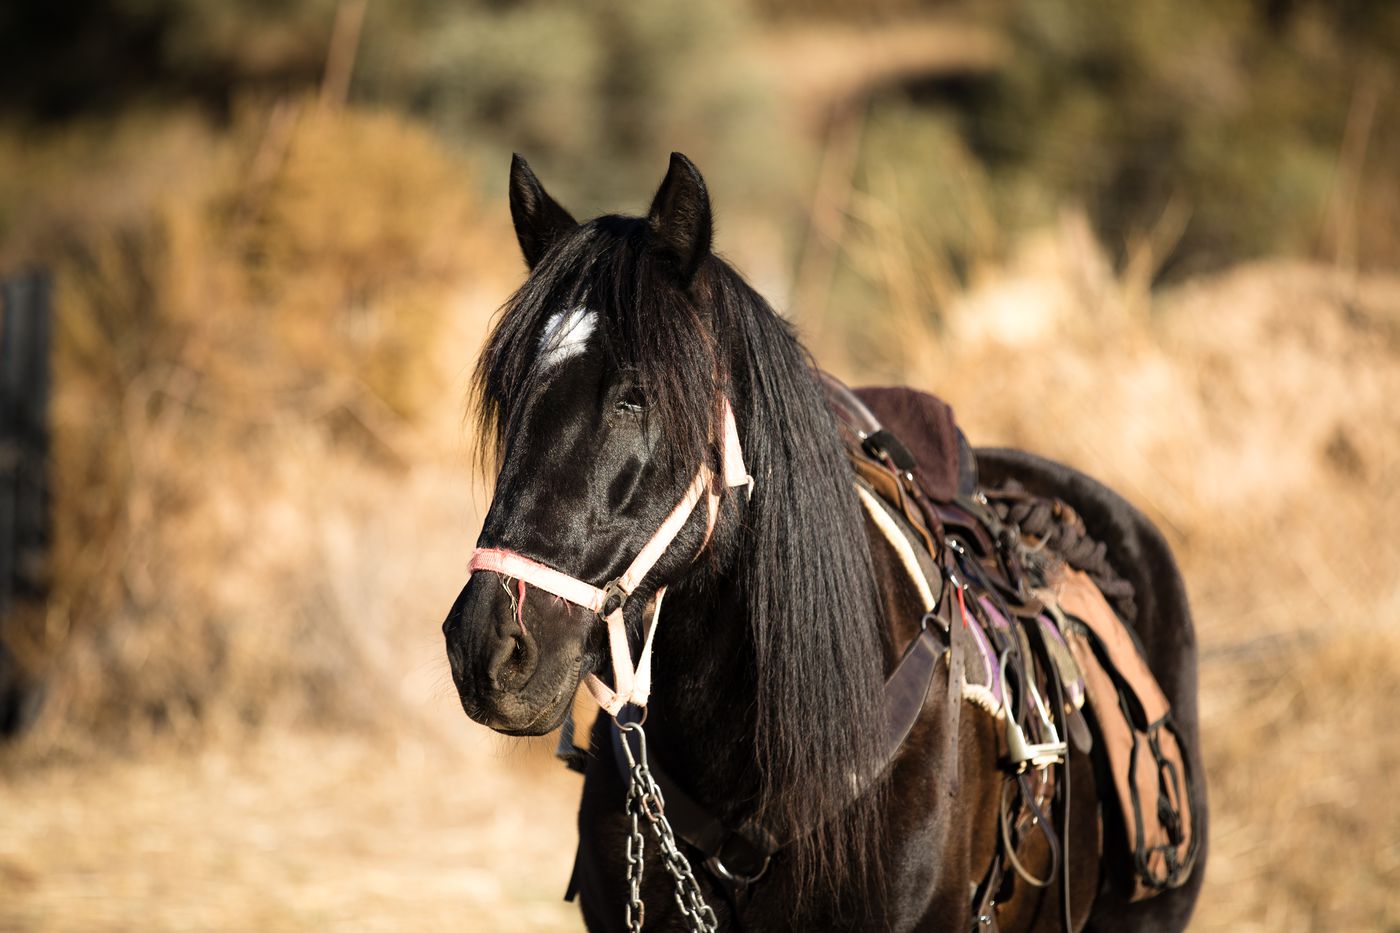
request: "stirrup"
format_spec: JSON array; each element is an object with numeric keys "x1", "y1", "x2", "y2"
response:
[
  {"x1": 1005, "y1": 717, "x2": 1068, "y2": 773},
  {"x1": 999, "y1": 650, "x2": 1067, "y2": 772}
]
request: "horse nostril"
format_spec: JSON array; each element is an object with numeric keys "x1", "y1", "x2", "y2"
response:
[{"x1": 489, "y1": 629, "x2": 539, "y2": 692}]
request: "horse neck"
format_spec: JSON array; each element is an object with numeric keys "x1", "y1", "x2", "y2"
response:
[{"x1": 642, "y1": 505, "x2": 920, "y2": 824}]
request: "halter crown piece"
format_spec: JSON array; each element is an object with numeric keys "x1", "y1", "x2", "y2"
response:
[{"x1": 468, "y1": 398, "x2": 753, "y2": 715}]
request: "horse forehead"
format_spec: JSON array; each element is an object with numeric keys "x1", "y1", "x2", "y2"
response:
[{"x1": 537, "y1": 305, "x2": 597, "y2": 371}]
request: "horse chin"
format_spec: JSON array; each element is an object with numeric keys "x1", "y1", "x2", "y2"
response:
[
  {"x1": 466, "y1": 672, "x2": 579, "y2": 737},
  {"x1": 493, "y1": 699, "x2": 572, "y2": 737}
]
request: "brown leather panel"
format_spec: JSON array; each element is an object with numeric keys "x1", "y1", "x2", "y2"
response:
[
  {"x1": 1044, "y1": 568, "x2": 1194, "y2": 901},
  {"x1": 931, "y1": 500, "x2": 997, "y2": 558},
  {"x1": 1053, "y1": 569, "x2": 1170, "y2": 725},
  {"x1": 849, "y1": 447, "x2": 941, "y2": 557}
]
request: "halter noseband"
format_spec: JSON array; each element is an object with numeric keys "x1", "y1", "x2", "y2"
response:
[{"x1": 468, "y1": 398, "x2": 753, "y2": 715}]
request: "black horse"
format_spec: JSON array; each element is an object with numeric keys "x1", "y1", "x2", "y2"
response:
[{"x1": 442, "y1": 153, "x2": 1207, "y2": 931}]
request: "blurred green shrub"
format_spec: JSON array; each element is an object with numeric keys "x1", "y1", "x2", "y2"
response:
[
  {"x1": 358, "y1": 0, "x2": 782, "y2": 210},
  {"x1": 3, "y1": 0, "x2": 1396, "y2": 278},
  {"x1": 0, "y1": 0, "x2": 783, "y2": 213},
  {"x1": 877, "y1": 0, "x2": 1400, "y2": 279}
]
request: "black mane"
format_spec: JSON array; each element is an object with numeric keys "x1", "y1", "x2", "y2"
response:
[{"x1": 473, "y1": 216, "x2": 890, "y2": 889}]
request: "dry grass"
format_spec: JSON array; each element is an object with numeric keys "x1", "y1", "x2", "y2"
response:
[{"x1": 0, "y1": 103, "x2": 503, "y2": 755}]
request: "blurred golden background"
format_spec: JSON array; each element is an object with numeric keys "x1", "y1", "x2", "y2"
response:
[{"x1": 0, "y1": 1, "x2": 1397, "y2": 929}]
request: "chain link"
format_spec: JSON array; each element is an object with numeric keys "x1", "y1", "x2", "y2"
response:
[
  {"x1": 618, "y1": 721, "x2": 719, "y2": 933},
  {"x1": 625, "y1": 749, "x2": 647, "y2": 931}
]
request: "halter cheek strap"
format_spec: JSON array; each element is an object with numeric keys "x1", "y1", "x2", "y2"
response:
[{"x1": 467, "y1": 399, "x2": 753, "y2": 715}]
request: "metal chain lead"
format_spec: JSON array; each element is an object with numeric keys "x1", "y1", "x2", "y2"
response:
[
  {"x1": 625, "y1": 750, "x2": 647, "y2": 931},
  {"x1": 618, "y1": 720, "x2": 719, "y2": 933}
]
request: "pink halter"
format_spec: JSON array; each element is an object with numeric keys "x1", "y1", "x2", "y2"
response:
[{"x1": 468, "y1": 399, "x2": 753, "y2": 715}]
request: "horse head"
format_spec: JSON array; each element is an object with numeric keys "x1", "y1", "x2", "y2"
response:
[{"x1": 442, "y1": 153, "x2": 740, "y2": 735}]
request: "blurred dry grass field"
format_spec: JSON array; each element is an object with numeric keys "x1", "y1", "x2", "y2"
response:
[
  {"x1": 1, "y1": 101, "x2": 1398, "y2": 931},
  {"x1": 0, "y1": 733, "x2": 579, "y2": 932}
]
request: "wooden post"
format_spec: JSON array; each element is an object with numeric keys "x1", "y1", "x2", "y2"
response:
[{"x1": 0, "y1": 269, "x2": 52, "y2": 738}]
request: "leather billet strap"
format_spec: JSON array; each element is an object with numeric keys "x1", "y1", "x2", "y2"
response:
[{"x1": 468, "y1": 398, "x2": 753, "y2": 715}]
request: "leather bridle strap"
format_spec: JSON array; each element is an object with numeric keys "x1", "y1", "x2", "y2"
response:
[{"x1": 468, "y1": 398, "x2": 753, "y2": 715}]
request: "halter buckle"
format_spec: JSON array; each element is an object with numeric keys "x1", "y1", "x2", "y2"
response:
[{"x1": 600, "y1": 578, "x2": 628, "y2": 617}]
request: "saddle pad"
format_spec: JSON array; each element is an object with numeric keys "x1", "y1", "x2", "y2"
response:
[{"x1": 854, "y1": 386, "x2": 962, "y2": 502}]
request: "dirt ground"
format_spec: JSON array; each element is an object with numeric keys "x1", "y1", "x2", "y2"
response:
[
  {"x1": 0, "y1": 731, "x2": 580, "y2": 932},
  {"x1": 2, "y1": 260, "x2": 1398, "y2": 931}
]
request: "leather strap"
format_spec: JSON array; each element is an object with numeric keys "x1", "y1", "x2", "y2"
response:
[
  {"x1": 971, "y1": 853, "x2": 1004, "y2": 930},
  {"x1": 611, "y1": 707, "x2": 779, "y2": 881},
  {"x1": 882, "y1": 623, "x2": 945, "y2": 759},
  {"x1": 605, "y1": 616, "x2": 949, "y2": 890}
]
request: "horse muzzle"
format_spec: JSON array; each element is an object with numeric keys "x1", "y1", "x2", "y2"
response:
[{"x1": 442, "y1": 573, "x2": 589, "y2": 735}]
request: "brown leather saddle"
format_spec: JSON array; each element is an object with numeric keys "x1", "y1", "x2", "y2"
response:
[{"x1": 823, "y1": 373, "x2": 1201, "y2": 914}]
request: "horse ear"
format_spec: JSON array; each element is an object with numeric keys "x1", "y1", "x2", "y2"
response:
[
  {"x1": 509, "y1": 154, "x2": 578, "y2": 270},
  {"x1": 647, "y1": 152, "x2": 712, "y2": 283}
]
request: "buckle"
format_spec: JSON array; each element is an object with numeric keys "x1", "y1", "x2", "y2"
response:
[{"x1": 600, "y1": 579, "x2": 628, "y2": 617}]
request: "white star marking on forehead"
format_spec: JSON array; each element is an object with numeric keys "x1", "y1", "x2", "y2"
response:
[{"x1": 537, "y1": 305, "x2": 596, "y2": 370}]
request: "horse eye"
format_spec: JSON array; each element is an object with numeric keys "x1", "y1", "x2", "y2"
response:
[{"x1": 615, "y1": 387, "x2": 646, "y2": 414}]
